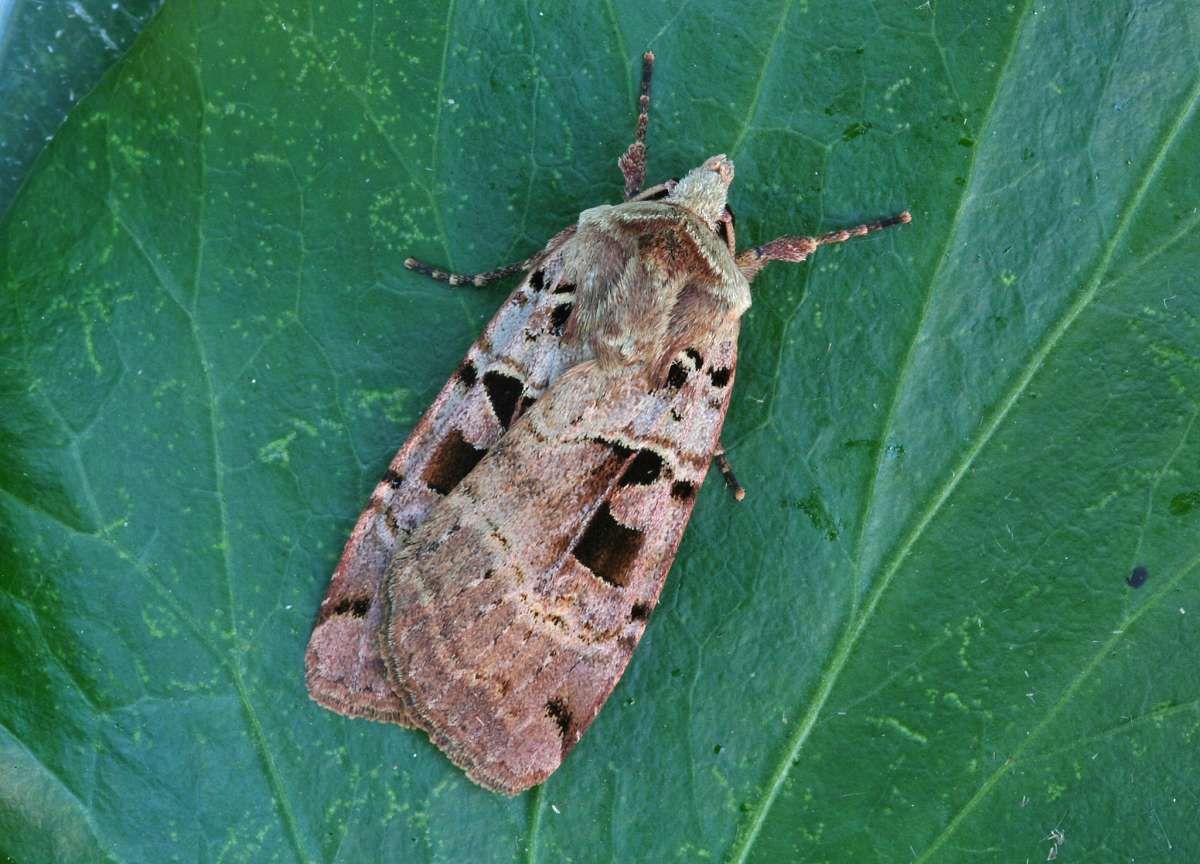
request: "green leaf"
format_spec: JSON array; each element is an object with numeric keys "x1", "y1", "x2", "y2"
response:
[
  {"x1": 0, "y1": 0, "x2": 165, "y2": 215},
  {"x1": 2, "y1": 1, "x2": 1198, "y2": 862}
]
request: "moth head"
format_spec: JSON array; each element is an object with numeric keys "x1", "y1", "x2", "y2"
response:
[{"x1": 667, "y1": 154, "x2": 734, "y2": 225}]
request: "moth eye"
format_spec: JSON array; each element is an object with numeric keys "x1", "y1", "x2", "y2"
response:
[
  {"x1": 332, "y1": 596, "x2": 371, "y2": 618},
  {"x1": 550, "y1": 302, "x2": 573, "y2": 334},
  {"x1": 456, "y1": 360, "x2": 478, "y2": 388},
  {"x1": 422, "y1": 428, "x2": 487, "y2": 494},
  {"x1": 381, "y1": 468, "x2": 404, "y2": 489},
  {"x1": 553, "y1": 280, "x2": 576, "y2": 295},
  {"x1": 630, "y1": 602, "x2": 652, "y2": 621},
  {"x1": 708, "y1": 367, "x2": 731, "y2": 388},
  {"x1": 685, "y1": 348, "x2": 703, "y2": 368},
  {"x1": 670, "y1": 480, "x2": 696, "y2": 500},
  {"x1": 618, "y1": 449, "x2": 664, "y2": 486},
  {"x1": 666, "y1": 361, "x2": 688, "y2": 389},
  {"x1": 482, "y1": 370, "x2": 525, "y2": 428},
  {"x1": 572, "y1": 502, "x2": 644, "y2": 588},
  {"x1": 545, "y1": 697, "x2": 572, "y2": 738}
]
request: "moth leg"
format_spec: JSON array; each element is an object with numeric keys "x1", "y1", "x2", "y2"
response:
[
  {"x1": 618, "y1": 51, "x2": 655, "y2": 199},
  {"x1": 403, "y1": 255, "x2": 533, "y2": 288},
  {"x1": 714, "y1": 445, "x2": 746, "y2": 502},
  {"x1": 717, "y1": 205, "x2": 737, "y2": 256},
  {"x1": 736, "y1": 211, "x2": 911, "y2": 281}
]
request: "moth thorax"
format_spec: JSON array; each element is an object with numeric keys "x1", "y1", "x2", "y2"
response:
[{"x1": 666, "y1": 154, "x2": 734, "y2": 225}]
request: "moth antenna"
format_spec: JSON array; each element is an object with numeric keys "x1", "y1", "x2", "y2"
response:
[
  {"x1": 404, "y1": 257, "x2": 531, "y2": 288},
  {"x1": 737, "y1": 210, "x2": 911, "y2": 281},
  {"x1": 619, "y1": 51, "x2": 655, "y2": 199}
]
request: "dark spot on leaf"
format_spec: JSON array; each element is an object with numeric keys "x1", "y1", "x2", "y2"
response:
[
  {"x1": 1170, "y1": 491, "x2": 1200, "y2": 516},
  {"x1": 483, "y1": 370, "x2": 524, "y2": 428},
  {"x1": 685, "y1": 348, "x2": 703, "y2": 368},
  {"x1": 631, "y1": 602, "x2": 652, "y2": 621},
  {"x1": 456, "y1": 360, "x2": 477, "y2": 388},
  {"x1": 573, "y1": 503, "x2": 644, "y2": 587},
  {"x1": 546, "y1": 697, "x2": 571, "y2": 738},
  {"x1": 670, "y1": 480, "x2": 696, "y2": 500},
  {"x1": 793, "y1": 491, "x2": 839, "y2": 541},
  {"x1": 1128, "y1": 566, "x2": 1148, "y2": 588},
  {"x1": 528, "y1": 270, "x2": 545, "y2": 291},
  {"x1": 553, "y1": 280, "x2": 575, "y2": 295},
  {"x1": 550, "y1": 302, "x2": 573, "y2": 334},
  {"x1": 708, "y1": 367, "x2": 731, "y2": 388},
  {"x1": 619, "y1": 450, "x2": 663, "y2": 486},
  {"x1": 842, "y1": 121, "x2": 872, "y2": 141},
  {"x1": 382, "y1": 468, "x2": 403, "y2": 488},
  {"x1": 666, "y1": 361, "x2": 688, "y2": 389},
  {"x1": 422, "y1": 428, "x2": 486, "y2": 494},
  {"x1": 958, "y1": 137, "x2": 975, "y2": 148}
]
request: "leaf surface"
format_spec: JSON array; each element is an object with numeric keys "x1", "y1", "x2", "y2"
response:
[{"x1": 1, "y1": 1, "x2": 1198, "y2": 862}]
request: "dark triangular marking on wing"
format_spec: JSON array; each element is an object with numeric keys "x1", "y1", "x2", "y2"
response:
[
  {"x1": 572, "y1": 502, "x2": 644, "y2": 588},
  {"x1": 423, "y1": 428, "x2": 487, "y2": 494}
]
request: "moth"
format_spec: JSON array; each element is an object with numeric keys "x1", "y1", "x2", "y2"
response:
[{"x1": 305, "y1": 53, "x2": 910, "y2": 794}]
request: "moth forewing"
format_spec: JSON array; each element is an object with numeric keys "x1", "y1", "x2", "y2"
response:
[{"x1": 304, "y1": 229, "x2": 581, "y2": 723}]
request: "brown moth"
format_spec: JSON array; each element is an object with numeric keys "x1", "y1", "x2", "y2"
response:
[{"x1": 305, "y1": 52, "x2": 910, "y2": 794}]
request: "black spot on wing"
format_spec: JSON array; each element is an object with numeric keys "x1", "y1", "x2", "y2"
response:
[
  {"x1": 685, "y1": 348, "x2": 703, "y2": 368},
  {"x1": 332, "y1": 596, "x2": 371, "y2": 618},
  {"x1": 529, "y1": 270, "x2": 545, "y2": 291},
  {"x1": 382, "y1": 468, "x2": 404, "y2": 489},
  {"x1": 553, "y1": 280, "x2": 576, "y2": 295},
  {"x1": 573, "y1": 503, "x2": 644, "y2": 588},
  {"x1": 422, "y1": 428, "x2": 487, "y2": 494},
  {"x1": 483, "y1": 370, "x2": 525, "y2": 428},
  {"x1": 619, "y1": 450, "x2": 664, "y2": 486},
  {"x1": 666, "y1": 361, "x2": 688, "y2": 389},
  {"x1": 546, "y1": 697, "x2": 572, "y2": 739},
  {"x1": 457, "y1": 360, "x2": 478, "y2": 388},
  {"x1": 594, "y1": 438, "x2": 634, "y2": 461},
  {"x1": 550, "y1": 302, "x2": 573, "y2": 334},
  {"x1": 708, "y1": 367, "x2": 731, "y2": 388},
  {"x1": 670, "y1": 480, "x2": 696, "y2": 500}
]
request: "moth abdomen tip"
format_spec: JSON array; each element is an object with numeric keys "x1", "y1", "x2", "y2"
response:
[
  {"x1": 403, "y1": 257, "x2": 417, "y2": 269},
  {"x1": 899, "y1": 210, "x2": 913, "y2": 224}
]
